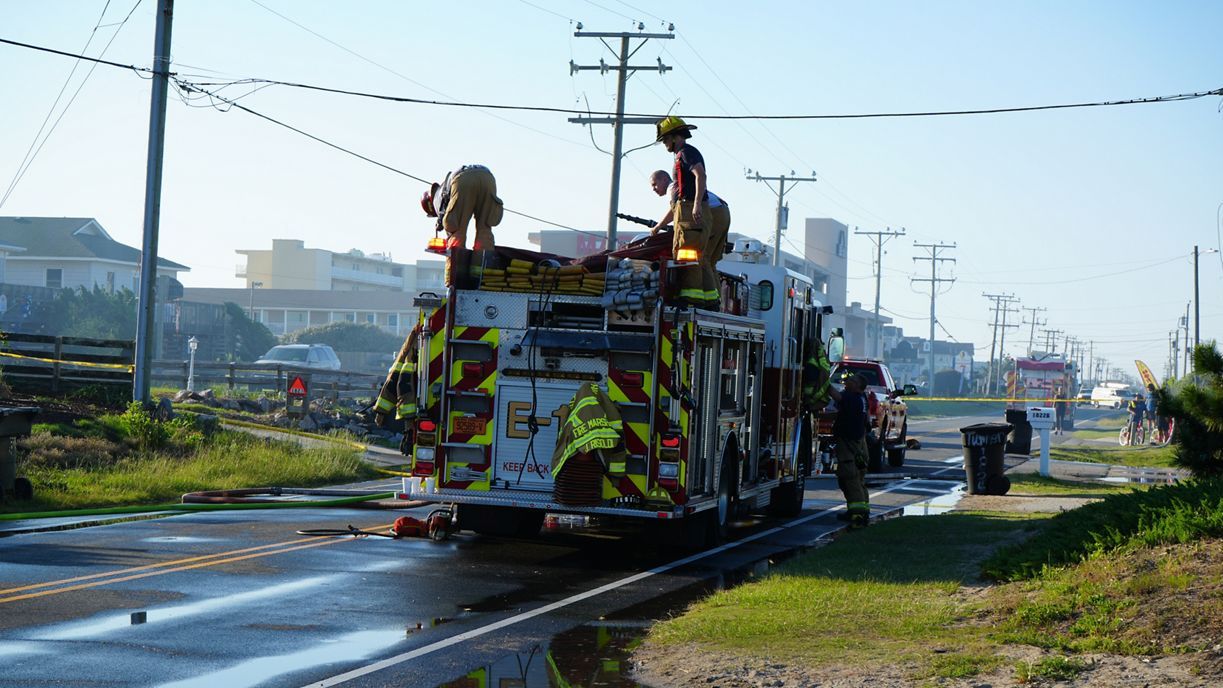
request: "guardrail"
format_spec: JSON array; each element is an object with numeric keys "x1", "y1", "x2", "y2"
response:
[
  {"x1": 149, "y1": 360, "x2": 384, "y2": 398},
  {"x1": 0, "y1": 332, "x2": 384, "y2": 399},
  {"x1": 0, "y1": 333, "x2": 133, "y2": 393}
]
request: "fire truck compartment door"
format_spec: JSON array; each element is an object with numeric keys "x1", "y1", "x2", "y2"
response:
[{"x1": 493, "y1": 381, "x2": 579, "y2": 491}]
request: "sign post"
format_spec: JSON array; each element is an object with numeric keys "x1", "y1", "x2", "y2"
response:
[
  {"x1": 1026, "y1": 406, "x2": 1055, "y2": 477},
  {"x1": 286, "y1": 373, "x2": 310, "y2": 418}
]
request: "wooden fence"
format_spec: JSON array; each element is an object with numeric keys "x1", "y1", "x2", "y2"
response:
[{"x1": 0, "y1": 333, "x2": 384, "y2": 400}]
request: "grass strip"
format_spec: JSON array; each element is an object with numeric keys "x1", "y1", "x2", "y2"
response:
[
  {"x1": 983, "y1": 478, "x2": 1223, "y2": 581},
  {"x1": 6, "y1": 429, "x2": 379, "y2": 514},
  {"x1": 1047, "y1": 444, "x2": 1178, "y2": 469},
  {"x1": 648, "y1": 512, "x2": 1037, "y2": 674}
]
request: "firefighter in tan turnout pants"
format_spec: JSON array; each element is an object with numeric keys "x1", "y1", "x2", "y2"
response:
[
  {"x1": 655, "y1": 116, "x2": 718, "y2": 308},
  {"x1": 649, "y1": 169, "x2": 732, "y2": 298},
  {"x1": 826, "y1": 372, "x2": 871, "y2": 528},
  {"x1": 421, "y1": 165, "x2": 504, "y2": 285}
]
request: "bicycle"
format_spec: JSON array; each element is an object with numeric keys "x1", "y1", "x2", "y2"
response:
[
  {"x1": 1118, "y1": 416, "x2": 1146, "y2": 446},
  {"x1": 1149, "y1": 417, "x2": 1176, "y2": 447}
]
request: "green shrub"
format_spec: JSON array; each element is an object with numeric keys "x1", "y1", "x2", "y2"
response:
[
  {"x1": 1161, "y1": 343, "x2": 1223, "y2": 478},
  {"x1": 115, "y1": 402, "x2": 169, "y2": 451}
]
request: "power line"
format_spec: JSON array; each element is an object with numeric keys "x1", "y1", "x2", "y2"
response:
[
  {"x1": 6, "y1": 37, "x2": 1218, "y2": 121},
  {"x1": 246, "y1": 0, "x2": 591, "y2": 150},
  {"x1": 855, "y1": 226, "x2": 906, "y2": 357},
  {"x1": 172, "y1": 79, "x2": 593, "y2": 236},
  {"x1": 912, "y1": 242, "x2": 956, "y2": 383},
  {"x1": 747, "y1": 171, "x2": 818, "y2": 266},
  {"x1": 1, "y1": 1, "x2": 143, "y2": 209}
]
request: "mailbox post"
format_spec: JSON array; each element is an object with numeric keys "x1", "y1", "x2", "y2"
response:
[{"x1": 1027, "y1": 406, "x2": 1056, "y2": 477}]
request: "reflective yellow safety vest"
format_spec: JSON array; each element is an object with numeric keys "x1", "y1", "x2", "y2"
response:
[
  {"x1": 551, "y1": 382, "x2": 627, "y2": 477},
  {"x1": 375, "y1": 325, "x2": 421, "y2": 421}
]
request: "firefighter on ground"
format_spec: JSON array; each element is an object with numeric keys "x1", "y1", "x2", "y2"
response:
[
  {"x1": 826, "y1": 372, "x2": 871, "y2": 528},
  {"x1": 649, "y1": 169, "x2": 733, "y2": 294},
  {"x1": 654, "y1": 117, "x2": 718, "y2": 309}
]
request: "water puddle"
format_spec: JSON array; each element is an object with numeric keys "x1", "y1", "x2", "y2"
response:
[
  {"x1": 901, "y1": 484, "x2": 966, "y2": 516},
  {"x1": 434, "y1": 550, "x2": 801, "y2": 688}
]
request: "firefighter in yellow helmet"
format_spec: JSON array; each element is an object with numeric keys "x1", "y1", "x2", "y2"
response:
[
  {"x1": 656, "y1": 116, "x2": 718, "y2": 309},
  {"x1": 420, "y1": 165, "x2": 503, "y2": 252}
]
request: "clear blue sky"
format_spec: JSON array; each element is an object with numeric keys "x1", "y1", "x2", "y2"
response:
[{"x1": 2, "y1": 0, "x2": 1221, "y2": 377}]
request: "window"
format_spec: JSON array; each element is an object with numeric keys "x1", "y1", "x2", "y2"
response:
[
  {"x1": 388, "y1": 314, "x2": 399, "y2": 328},
  {"x1": 754, "y1": 280, "x2": 774, "y2": 311},
  {"x1": 45, "y1": 268, "x2": 62, "y2": 289},
  {"x1": 365, "y1": 313, "x2": 376, "y2": 324}
]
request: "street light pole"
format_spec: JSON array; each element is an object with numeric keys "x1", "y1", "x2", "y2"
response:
[
  {"x1": 186, "y1": 336, "x2": 198, "y2": 392},
  {"x1": 248, "y1": 281, "x2": 262, "y2": 320}
]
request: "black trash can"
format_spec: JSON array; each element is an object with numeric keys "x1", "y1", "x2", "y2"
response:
[
  {"x1": 960, "y1": 422, "x2": 1012, "y2": 496},
  {"x1": 1004, "y1": 408, "x2": 1032, "y2": 455}
]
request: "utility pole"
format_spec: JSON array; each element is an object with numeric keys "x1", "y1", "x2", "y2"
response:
[
  {"x1": 1182, "y1": 303, "x2": 1191, "y2": 374},
  {"x1": 1039, "y1": 328, "x2": 1063, "y2": 355},
  {"x1": 1087, "y1": 340, "x2": 1094, "y2": 385},
  {"x1": 1022, "y1": 305, "x2": 1046, "y2": 355},
  {"x1": 747, "y1": 171, "x2": 818, "y2": 266},
  {"x1": 983, "y1": 293, "x2": 1017, "y2": 395},
  {"x1": 569, "y1": 27, "x2": 673, "y2": 249},
  {"x1": 856, "y1": 226, "x2": 906, "y2": 357},
  {"x1": 133, "y1": 0, "x2": 174, "y2": 404},
  {"x1": 912, "y1": 242, "x2": 956, "y2": 389},
  {"x1": 996, "y1": 296, "x2": 1020, "y2": 395}
]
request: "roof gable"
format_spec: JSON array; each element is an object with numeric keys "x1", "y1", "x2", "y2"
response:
[{"x1": 0, "y1": 217, "x2": 187, "y2": 270}]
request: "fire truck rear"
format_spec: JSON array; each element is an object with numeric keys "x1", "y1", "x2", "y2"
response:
[{"x1": 400, "y1": 238, "x2": 829, "y2": 546}]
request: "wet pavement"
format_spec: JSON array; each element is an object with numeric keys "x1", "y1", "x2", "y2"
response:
[{"x1": 0, "y1": 406, "x2": 1143, "y2": 688}]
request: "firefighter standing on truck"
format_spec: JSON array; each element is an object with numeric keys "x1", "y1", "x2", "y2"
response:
[
  {"x1": 421, "y1": 165, "x2": 503, "y2": 284},
  {"x1": 655, "y1": 117, "x2": 718, "y2": 309},
  {"x1": 649, "y1": 169, "x2": 733, "y2": 280},
  {"x1": 826, "y1": 372, "x2": 871, "y2": 529}
]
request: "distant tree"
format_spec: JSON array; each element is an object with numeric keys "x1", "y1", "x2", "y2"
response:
[
  {"x1": 284, "y1": 321, "x2": 403, "y2": 352},
  {"x1": 37, "y1": 286, "x2": 137, "y2": 340},
  {"x1": 222, "y1": 302, "x2": 277, "y2": 361},
  {"x1": 1160, "y1": 342, "x2": 1223, "y2": 478}
]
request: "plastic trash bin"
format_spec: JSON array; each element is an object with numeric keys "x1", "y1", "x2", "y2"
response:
[
  {"x1": 960, "y1": 422, "x2": 1012, "y2": 496},
  {"x1": 1004, "y1": 408, "x2": 1032, "y2": 455}
]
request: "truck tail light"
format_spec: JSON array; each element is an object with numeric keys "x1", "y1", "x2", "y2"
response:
[
  {"x1": 658, "y1": 461, "x2": 679, "y2": 491},
  {"x1": 413, "y1": 418, "x2": 438, "y2": 476},
  {"x1": 462, "y1": 362, "x2": 484, "y2": 379},
  {"x1": 620, "y1": 372, "x2": 643, "y2": 388}
]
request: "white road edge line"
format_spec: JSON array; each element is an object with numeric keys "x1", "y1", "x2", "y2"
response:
[{"x1": 302, "y1": 480, "x2": 919, "y2": 688}]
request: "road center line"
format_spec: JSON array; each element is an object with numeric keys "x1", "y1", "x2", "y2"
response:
[
  {"x1": 304, "y1": 480, "x2": 921, "y2": 688},
  {"x1": 0, "y1": 537, "x2": 328, "y2": 596},
  {"x1": 0, "y1": 537, "x2": 350, "y2": 604}
]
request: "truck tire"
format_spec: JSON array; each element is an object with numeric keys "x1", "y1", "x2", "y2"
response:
[
  {"x1": 867, "y1": 432, "x2": 884, "y2": 473},
  {"x1": 458, "y1": 505, "x2": 543, "y2": 538},
  {"x1": 886, "y1": 422, "x2": 907, "y2": 467},
  {"x1": 769, "y1": 473, "x2": 805, "y2": 517},
  {"x1": 706, "y1": 456, "x2": 735, "y2": 547}
]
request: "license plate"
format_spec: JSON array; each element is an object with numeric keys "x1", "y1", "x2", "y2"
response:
[{"x1": 454, "y1": 417, "x2": 488, "y2": 435}]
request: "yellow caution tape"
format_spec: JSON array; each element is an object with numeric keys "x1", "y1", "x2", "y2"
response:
[
  {"x1": 0, "y1": 350, "x2": 133, "y2": 371},
  {"x1": 908, "y1": 396, "x2": 1095, "y2": 403}
]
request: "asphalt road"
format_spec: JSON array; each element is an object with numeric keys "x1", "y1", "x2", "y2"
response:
[{"x1": 0, "y1": 406, "x2": 1098, "y2": 688}]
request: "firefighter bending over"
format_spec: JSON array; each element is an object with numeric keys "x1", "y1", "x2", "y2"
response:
[
  {"x1": 649, "y1": 169, "x2": 733, "y2": 296},
  {"x1": 655, "y1": 116, "x2": 719, "y2": 309},
  {"x1": 421, "y1": 165, "x2": 503, "y2": 252},
  {"x1": 827, "y1": 372, "x2": 871, "y2": 529}
]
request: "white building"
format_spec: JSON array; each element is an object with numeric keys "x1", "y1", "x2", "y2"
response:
[
  {"x1": 237, "y1": 239, "x2": 443, "y2": 292},
  {"x1": 0, "y1": 217, "x2": 187, "y2": 291}
]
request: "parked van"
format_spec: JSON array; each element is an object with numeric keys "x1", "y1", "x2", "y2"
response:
[{"x1": 1090, "y1": 384, "x2": 1132, "y2": 409}]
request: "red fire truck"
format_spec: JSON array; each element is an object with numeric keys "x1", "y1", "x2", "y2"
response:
[{"x1": 398, "y1": 237, "x2": 833, "y2": 547}]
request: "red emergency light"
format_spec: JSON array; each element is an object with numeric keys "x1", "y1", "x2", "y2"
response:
[{"x1": 417, "y1": 419, "x2": 436, "y2": 433}]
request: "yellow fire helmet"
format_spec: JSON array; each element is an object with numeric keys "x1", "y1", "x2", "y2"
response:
[{"x1": 656, "y1": 115, "x2": 696, "y2": 142}]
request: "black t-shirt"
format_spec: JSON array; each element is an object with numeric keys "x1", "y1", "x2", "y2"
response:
[
  {"x1": 833, "y1": 389, "x2": 867, "y2": 441},
  {"x1": 673, "y1": 144, "x2": 708, "y2": 203}
]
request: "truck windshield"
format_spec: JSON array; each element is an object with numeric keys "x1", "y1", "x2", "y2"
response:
[
  {"x1": 836, "y1": 365, "x2": 883, "y2": 387},
  {"x1": 263, "y1": 348, "x2": 308, "y2": 362}
]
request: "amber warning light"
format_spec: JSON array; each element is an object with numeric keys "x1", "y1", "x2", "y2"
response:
[
  {"x1": 426, "y1": 237, "x2": 447, "y2": 253},
  {"x1": 675, "y1": 248, "x2": 699, "y2": 262}
]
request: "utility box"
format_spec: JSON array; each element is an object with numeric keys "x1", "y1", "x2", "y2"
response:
[
  {"x1": 0, "y1": 407, "x2": 40, "y2": 502},
  {"x1": 285, "y1": 374, "x2": 311, "y2": 417}
]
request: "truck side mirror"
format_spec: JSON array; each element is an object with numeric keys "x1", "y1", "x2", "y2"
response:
[
  {"x1": 901, "y1": 384, "x2": 919, "y2": 396},
  {"x1": 827, "y1": 334, "x2": 845, "y2": 363}
]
